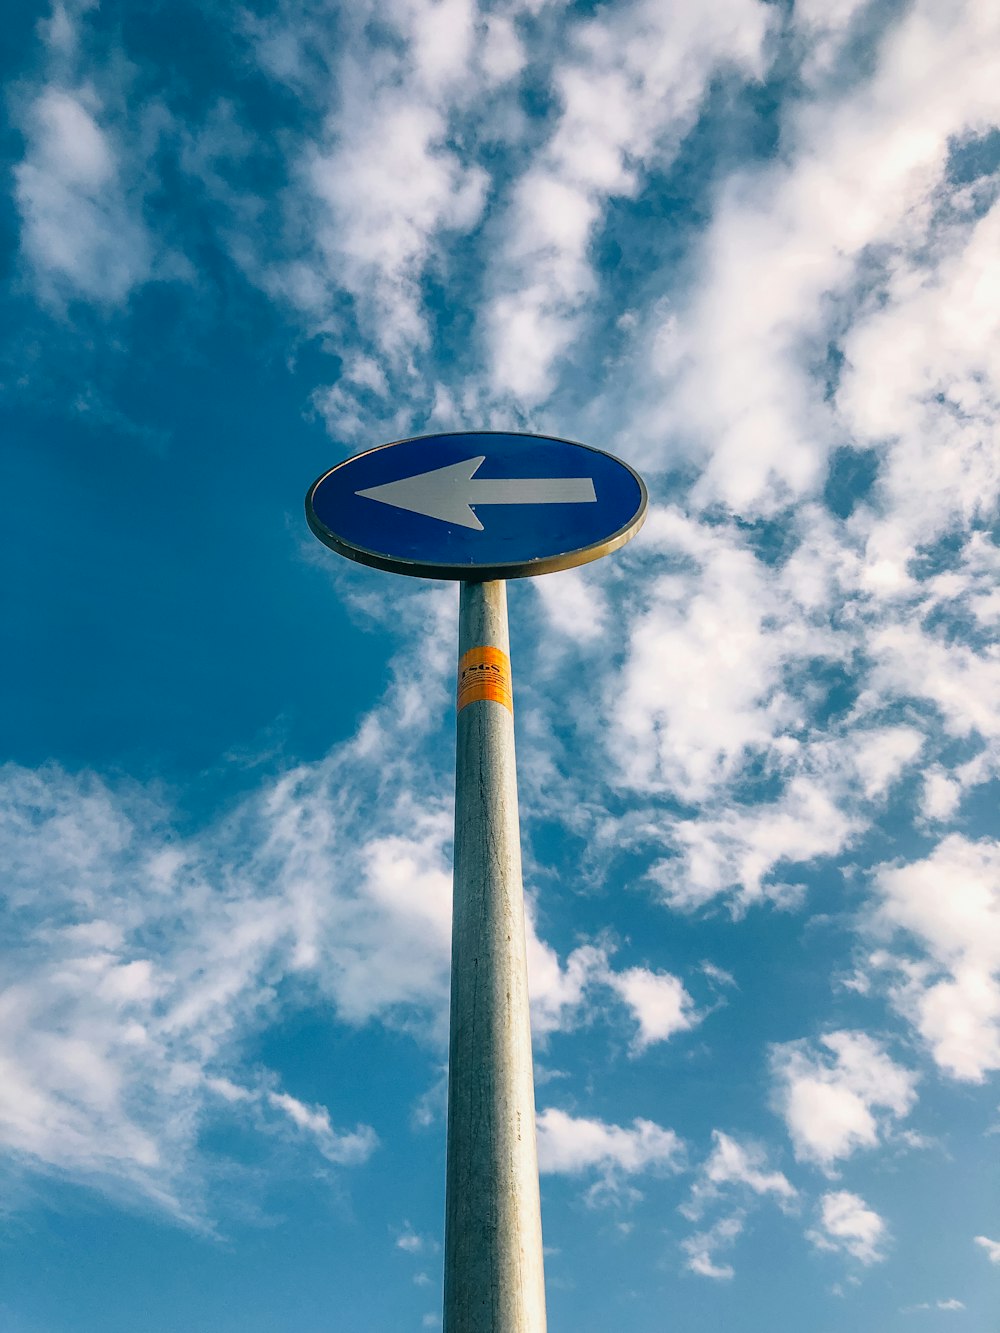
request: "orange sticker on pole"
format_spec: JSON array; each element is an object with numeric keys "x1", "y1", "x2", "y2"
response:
[{"x1": 457, "y1": 646, "x2": 513, "y2": 714}]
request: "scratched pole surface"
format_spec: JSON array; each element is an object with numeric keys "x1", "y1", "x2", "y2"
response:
[{"x1": 443, "y1": 579, "x2": 547, "y2": 1333}]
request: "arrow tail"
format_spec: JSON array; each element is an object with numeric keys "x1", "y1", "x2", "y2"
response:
[{"x1": 467, "y1": 478, "x2": 597, "y2": 506}]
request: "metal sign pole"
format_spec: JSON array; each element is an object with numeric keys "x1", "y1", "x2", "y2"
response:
[
  {"x1": 443, "y1": 578, "x2": 547, "y2": 1333},
  {"x1": 305, "y1": 429, "x2": 646, "y2": 1329}
]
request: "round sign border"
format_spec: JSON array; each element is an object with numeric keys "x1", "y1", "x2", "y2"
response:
[{"x1": 305, "y1": 430, "x2": 648, "y2": 581}]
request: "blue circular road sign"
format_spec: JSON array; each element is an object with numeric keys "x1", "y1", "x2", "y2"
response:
[{"x1": 305, "y1": 431, "x2": 647, "y2": 580}]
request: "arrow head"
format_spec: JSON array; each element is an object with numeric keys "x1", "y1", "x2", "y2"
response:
[{"x1": 355, "y1": 456, "x2": 487, "y2": 530}]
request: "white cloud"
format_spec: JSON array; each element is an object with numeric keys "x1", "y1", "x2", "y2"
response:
[
  {"x1": 306, "y1": 96, "x2": 488, "y2": 360},
  {"x1": 808, "y1": 1190, "x2": 887, "y2": 1265},
  {"x1": 15, "y1": 86, "x2": 152, "y2": 303},
  {"x1": 771, "y1": 1031, "x2": 918, "y2": 1170},
  {"x1": 38, "y1": 0, "x2": 97, "y2": 59},
  {"x1": 701, "y1": 962, "x2": 737, "y2": 989},
  {"x1": 524, "y1": 937, "x2": 606, "y2": 1039},
  {"x1": 626, "y1": 0, "x2": 1000, "y2": 516},
  {"x1": 851, "y1": 726, "x2": 925, "y2": 800},
  {"x1": 601, "y1": 505, "x2": 931, "y2": 912},
  {"x1": 612, "y1": 510, "x2": 805, "y2": 804},
  {"x1": 873, "y1": 837, "x2": 1000, "y2": 1081},
  {"x1": 525, "y1": 929, "x2": 700, "y2": 1053},
  {"x1": 531, "y1": 567, "x2": 608, "y2": 644},
  {"x1": 681, "y1": 1132, "x2": 796, "y2": 1275},
  {"x1": 974, "y1": 1234, "x2": 1000, "y2": 1264},
  {"x1": 483, "y1": 0, "x2": 773, "y2": 403},
  {"x1": 605, "y1": 967, "x2": 698, "y2": 1051},
  {"x1": 649, "y1": 725, "x2": 922, "y2": 912},
  {"x1": 479, "y1": 14, "x2": 524, "y2": 84},
  {"x1": 685, "y1": 1131, "x2": 796, "y2": 1219},
  {"x1": 682, "y1": 1213, "x2": 743, "y2": 1280},
  {"x1": 839, "y1": 197, "x2": 1000, "y2": 560},
  {"x1": 865, "y1": 626, "x2": 1000, "y2": 748},
  {"x1": 921, "y1": 768, "x2": 963, "y2": 823},
  {"x1": 792, "y1": 0, "x2": 874, "y2": 83},
  {"x1": 535, "y1": 1107, "x2": 683, "y2": 1196},
  {"x1": 395, "y1": 1223, "x2": 429, "y2": 1253},
  {"x1": 265, "y1": 1091, "x2": 377, "y2": 1165},
  {"x1": 0, "y1": 822, "x2": 379, "y2": 1222},
  {"x1": 658, "y1": 772, "x2": 856, "y2": 912},
  {"x1": 238, "y1": 0, "x2": 506, "y2": 438}
]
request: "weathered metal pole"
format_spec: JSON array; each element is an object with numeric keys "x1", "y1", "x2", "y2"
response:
[{"x1": 443, "y1": 579, "x2": 547, "y2": 1333}]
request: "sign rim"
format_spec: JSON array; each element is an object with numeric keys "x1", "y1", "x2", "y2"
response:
[{"x1": 305, "y1": 430, "x2": 648, "y2": 581}]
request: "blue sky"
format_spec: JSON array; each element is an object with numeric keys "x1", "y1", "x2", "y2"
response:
[{"x1": 2, "y1": 0, "x2": 1000, "y2": 1329}]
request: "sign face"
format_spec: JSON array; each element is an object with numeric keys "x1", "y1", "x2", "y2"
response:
[{"x1": 305, "y1": 431, "x2": 647, "y2": 580}]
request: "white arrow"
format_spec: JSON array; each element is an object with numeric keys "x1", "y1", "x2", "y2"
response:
[{"x1": 355, "y1": 455, "x2": 597, "y2": 531}]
